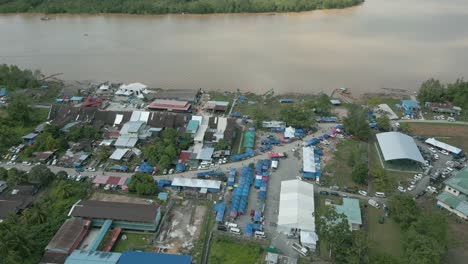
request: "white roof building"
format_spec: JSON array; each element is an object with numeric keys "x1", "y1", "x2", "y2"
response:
[
  {"x1": 277, "y1": 179, "x2": 316, "y2": 233},
  {"x1": 284, "y1": 126, "x2": 295, "y2": 138},
  {"x1": 376, "y1": 132, "x2": 424, "y2": 163},
  {"x1": 115, "y1": 83, "x2": 148, "y2": 98},
  {"x1": 377, "y1": 104, "x2": 399, "y2": 120},
  {"x1": 171, "y1": 178, "x2": 221, "y2": 190},
  {"x1": 425, "y1": 138, "x2": 462, "y2": 155},
  {"x1": 109, "y1": 148, "x2": 130, "y2": 160},
  {"x1": 303, "y1": 147, "x2": 316, "y2": 173}
]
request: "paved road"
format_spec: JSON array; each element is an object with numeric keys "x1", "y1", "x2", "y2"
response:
[{"x1": 399, "y1": 119, "x2": 468, "y2": 125}]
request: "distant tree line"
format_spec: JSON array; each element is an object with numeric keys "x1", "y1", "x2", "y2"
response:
[
  {"x1": 418, "y1": 78, "x2": 468, "y2": 110},
  {"x1": 0, "y1": 64, "x2": 40, "y2": 91},
  {"x1": 0, "y1": 0, "x2": 364, "y2": 14}
]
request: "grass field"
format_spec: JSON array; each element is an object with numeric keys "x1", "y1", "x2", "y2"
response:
[
  {"x1": 208, "y1": 235, "x2": 263, "y2": 264},
  {"x1": 407, "y1": 122, "x2": 468, "y2": 152},
  {"x1": 192, "y1": 204, "x2": 214, "y2": 264},
  {"x1": 366, "y1": 206, "x2": 403, "y2": 258},
  {"x1": 323, "y1": 139, "x2": 368, "y2": 188},
  {"x1": 112, "y1": 232, "x2": 152, "y2": 252}
]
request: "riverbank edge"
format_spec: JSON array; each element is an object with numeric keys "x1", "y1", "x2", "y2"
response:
[{"x1": 0, "y1": 0, "x2": 364, "y2": 16}]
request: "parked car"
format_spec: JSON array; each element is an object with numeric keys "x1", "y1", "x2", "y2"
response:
[
  {"x1": 433, "y1": 154, "x2": 439, "y2": 160},
  {"x1": 414, "y1": 174, "x2": 422, "y2": 180},
  {"x1": 330, "y1": 185, "x2": 340, "y2": 191},
  {"x1": 426, "y1": 186, "x2": 438, "y2": 193},
  {"x1": 163, "y1": 169, "x2": 168, "y2": 175},
  {"x1": 330, "y1": 192, "x2": 340, "y2": 197},
  {"x1": 368, "y1": 199, "x2": 380, "y2": 209},
  {"x1": 429, "y1": 147, "x2": 436, "y2": 153},
  {"x1": 440, "y1": 150, "x2": 449, "y2": 155},
  {"x1": 87, "y1": 167, "x2": 96, "y2": 172},
  {"x1": 319, "y1": 191, "x2": 329, "y2": 195},
  {"x1": 358, "y1": 190, "x2": 368, "y2": 196},
  {"x1": 407, "y1": 185, "x2": 416, "y2": 191},
  {"x1": 169, "y1": 168, "x2": 175, "y2": 174},
  {"x1": 375, "y1": 192, "x2": 386, "y2": 198},
  {"x1": 397, "y1": 186, "x2": 406, "y2": 192}
]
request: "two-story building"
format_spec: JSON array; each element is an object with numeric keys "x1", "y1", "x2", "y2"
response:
[{"x1": 436, "y1": 168, "x2": 468, "y2": 220}]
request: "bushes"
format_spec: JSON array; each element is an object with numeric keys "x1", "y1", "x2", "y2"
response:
[{"x1": 0, "y1": 0, "x2": 364, "y2": 14}]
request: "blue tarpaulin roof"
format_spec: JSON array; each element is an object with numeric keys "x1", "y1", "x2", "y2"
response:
[
  {"x1": 139, "y1": 162, "x2": 154, "y2": 174},
  {"x1": 118, "y1": 251, "x2": 192, "y2": 264}
]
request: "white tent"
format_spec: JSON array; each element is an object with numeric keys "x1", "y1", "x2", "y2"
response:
[
  {"x1": 277, "y1": 180, "x2": 317, "y2": 235},
  {"x1": 284, "y1": 126, "x2": 295, "y2": 138},
  {"x1": 303, "y1": 147, "x2": 316, "y2": 173}
]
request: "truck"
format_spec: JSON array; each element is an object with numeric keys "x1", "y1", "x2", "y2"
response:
[
  {"x1": 292, "y1": 242, "x2": 309, "y2": 256},
  {"x1": 269, "y1": 152, "x2": 287, "y2": 159},
  {"x1": 271, "y1": 160, "x2": 278, "y2": 170}
]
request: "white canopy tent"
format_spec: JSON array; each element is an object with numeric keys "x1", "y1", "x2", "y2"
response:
[
  {"x1": 425, "y1": 138, "x2": 462, "y2": 155},
  {"x1": 277, "y1": 180, "x2": 317, "y2": 234}
]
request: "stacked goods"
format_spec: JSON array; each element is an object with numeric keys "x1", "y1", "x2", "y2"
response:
[
  {"x1": 213, "y1": 202, "x2": 226, "y2": 223},
  {"x1": 227, "y1": 168, "x2": 237, "y2": 187},
  {"x1": 230, "y1": 148, "x2": 255, "y2": 161},
  {"x1": 229, "y1": 166, "x2": 254, "y2": 218}
]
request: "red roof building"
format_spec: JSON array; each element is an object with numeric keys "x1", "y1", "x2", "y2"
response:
[
  {"x1": 82, "y1": 96, "x2": 103, "y2": 107},
  {"x1": 148, "y1": 99, "x2": 191, "y2": 112},
  {"x1": 178, "y1": 151, "x2": 192, "y2": 163}
]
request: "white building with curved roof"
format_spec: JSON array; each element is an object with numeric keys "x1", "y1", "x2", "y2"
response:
[{"x1": 376, "y1": 132, "x2": 424, "y2": 163}]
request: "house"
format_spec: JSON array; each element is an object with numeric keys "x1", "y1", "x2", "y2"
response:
[
  {"x1": 22, "y1": 132, "x2": 38, "y2": 144},
  {"x1": 204, "y1": 101, "x2": 229, "y2": 112},
  {"x1": 262, "y1": 121, "x2": 286, "y2": 129},
  {"x1": 334, "y1": 198, "x2": 362, "y2": 231},
  {"x1": 115, "y1": 82, "x2": 148, "y2": 98},
  {"x1": 436, "y1": 168, "x2": 468, "y2": 220},
  {"x1": 68, "y1": 200, "x2": 162, "y2": 231},
  {"x1": 147, "y1": 99, "x2": 191, "y2": 112},
  {"x1": 33, "y1": 151, "x2": 56, "y2": 164},
  {"x1": 186, "y1": 119, "x2": 199, "y2": 134},
  {"x1": 425, "y1": 102, "x2": 462, "y2": 115},
  {"x1": 0, "y1": 185, "x2": 38, "y2": 220},
  {"x1": 70, "y1": 96, "x2": 84, "y2": 104}
]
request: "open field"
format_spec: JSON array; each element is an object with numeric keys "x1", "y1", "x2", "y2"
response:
[
  {"x1": 208, "y1": 235, "x2": 264, "y2": 264},
  {"x1": 112, "y1": 232, "x2": 153, "y2": 252},
  {"x1": 366, "y1": 206, "x2": 402, "y2": 258},
  {"x1": 323, "y1": 139, "x2": 367, "y2": 188},
  {"x1": 407, "y1": 122, "x2": 468, "y2": 152}
]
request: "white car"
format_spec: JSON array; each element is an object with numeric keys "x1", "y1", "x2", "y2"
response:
[
  {"x1": 407, "y1": 185, "x2": 416, "y2": 191},
  {"x1": 429, "y1": 147, "x2": 436, "y2": 153},
  {"x1": 410, "y1": 180, "x2": 416, "y2": 185},
  {"x1": 414, "y1": 174, "x2": 422, "y2": 180},
  {"x1": 446, "y1": 161, "x2": 454, "y2": 167},
  {"x1": 433, "y1": 154, "x2": 439, "y2": 160},
  {"x1": 426, "y1": 186, "x2": 437, "y2": 193},
  {"x1": 440, "y1": 150, "x2": 449, "y2": 155},
  {"x1": 295, "y1": 176, "x2": 303, "y2": 181},
  {"x1": 397, "y1": 186, "x2": 406, "y2": 192},
  {"x1": 358, "y1": 190, "x2": 368, "y2": 196},
  {"x1": 87, "y1": 167, "x2": 96, "y2": 172}
]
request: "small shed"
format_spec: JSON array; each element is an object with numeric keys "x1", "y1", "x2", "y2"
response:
[
  {"x1": 186, "y1": 120, "x2": 199, "y2": 134},
  {"x1": 70, "y1": 96, "x2": 84, "y2": 103},
  {"x1": 330, "y1": 99, "x2": 341, "y2": 106}
]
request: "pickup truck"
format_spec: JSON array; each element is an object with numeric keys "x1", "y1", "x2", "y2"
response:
[{"x1": 292, "y1": 242, "x2": 309, "y2": 256}]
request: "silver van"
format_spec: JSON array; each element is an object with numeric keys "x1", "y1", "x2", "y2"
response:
[
  {"x1": 229, "y1": 227, "x2": 241, "y2": 235},
  {"x1": 375, "y1": 192, "x2": 386, "y2": 198}
]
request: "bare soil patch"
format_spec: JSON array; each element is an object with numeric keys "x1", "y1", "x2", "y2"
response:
[
  {"x1": 91, "y1": 192, "x2": 150, "y2": 204},
  {"x1": 407, "y1": 123, "x2": 468, "y2": 152}
]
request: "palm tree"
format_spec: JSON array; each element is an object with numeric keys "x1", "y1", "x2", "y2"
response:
[
  {"x1": 54, "y1": 182, "x2": 73, "y2": 199},
  {"x1": 0, "y1": 218, "x2": 33, "y2": 262},
  {"x1": 22, "y1": 206, "x2": 48, "y2": 225}
]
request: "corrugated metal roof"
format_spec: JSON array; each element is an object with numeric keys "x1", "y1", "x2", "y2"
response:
[
  {"x1": 65, "y1": 250, "x2": 121, "y2": 264},
  {"x1": 437, "y1": 191, "x2": 468, "y2": 216},
  {"x1": 278, "y1": 179, "x2": 316, "y2": 232},
  {"x1": 376, "y1": 132, "x2": 424, "y2": 163},
  {"x1": 196, "y1": 147, "x2": 214, "y2": 160},
  {"x1": 171, "y1": 178, "x2": 221, "y2": 189},
  {"x1": 114, "y1": 137, "x2": 138, "y2": 148},
  {"x1": 444, "y1": 168, "x2": 468, "y2": 194},
  {"x1": 186, "y1": 120, "x2": 199, "y2": 133},
  {"x1": 109, "y1": 148, "x2": 130, "y2": 160},
  {"x1": 425, "y1": 138, "x2": 462, "y2": 155},
  {"x1": 334, "y1": 198, "x2": 362, "y2": 225}
]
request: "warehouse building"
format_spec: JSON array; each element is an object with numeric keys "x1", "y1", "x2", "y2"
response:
[
  {"x1": 277, "y1": 179, "x2": 318, "y2": 250},
  {"x1": 147, "y1": 99, "x2": 191, "y2": 112},
  {"x1": 376, "y1": 132, "x2": 424, "y2": 163},
  {"x1": 436, "y1": 168, "x2": 468, "y2": 220}
]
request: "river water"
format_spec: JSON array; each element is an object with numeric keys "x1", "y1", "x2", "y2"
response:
[{"x1": 1, "y1": 0, "x2": 468, "y2": 95}]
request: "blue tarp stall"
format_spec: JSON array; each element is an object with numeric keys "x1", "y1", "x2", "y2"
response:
[
  {"x1": 318, "y1": 117, "x2": 338, "y2": 123},
  {"x1": 305, "y1": 138, "x2": 320, "y2": 146},
  {"x1": 335, "y1": 124, "x2": 344, "y2": 129},
  {"x1": 109, "y1": 165, "x2": 128, "y2": 172},
  {"x1": 118, "y1": 251, "x2": 192, "y2": 264},
  {"x1": 270, "y1": 127, "x2": 285, "y2": 133},
  {"x1": 228, "y1": 168, "x2": 236, "y2": 187},
  {"x1": 213, "y1": 202, "x2": 226, "y2": 223},
  {"x1": 230, "y1": 112, "x2": 242, "y2": 118},
  {"x1": 158, "y1": 179, "x2": 172, "y2": 188},
  {"x1": 230, "y1": 166, "x2": 254, "y2": 218},
  {"x1": 238, "y1": 95, "x2": 247, "y2": 101},
  {"x1": 245, "y1": 223, "x2": 264, "y2": 237},
  {"x1": 279, "y1": 98, "x2": 294, "y2": 103},
  {"x1": 261, "y1": 139, "x2": 281, "y2": 145},
  {"x1": 139, "y1": 162, "x2": 154, "y2": 174},
  {"x1": 197, "y1": 170, "x2": 215, "y2": 178},
  {"x1": 230, "y1": 148, "x2": 255, "y2": 161},
  {"x1": 175, "y1": 163, "x2": 186, "y2": 172},
  {"x1": 258, "y1": 145, "x2": 272, "y2": 152},
  {"x1": 255, "y1": 160, "x2": 263, "y2": 174}
]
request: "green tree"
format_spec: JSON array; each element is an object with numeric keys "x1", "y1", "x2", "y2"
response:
[
  {"x1": 376, "y1": 115, "x2": 391, "y2": 131},
  {"x1": 317, "y1": 206, "x2": 353, "y2": 259},
  {"x1": 0, "y1": 167, "x2": 8, "y2": 180},
  {"x1": 347, "y1": 150, "x2": 356, "y2": 167},
  {"x1": 304, "y1": 93, "x2": 332, "y2": 116},
  {"x1": 53, "y1": 181, "x2": 73, "y2": 199},
  {"x1": 417, "y1": 79, "x2": 445, "y2": 103},
  {"x1": 351, "y1": 163, "x2": 368, "y2": 185},
  {"x1": 215, "y1": 138, "x2": 230, "y2": 150},
  {"x1": 97, "y1": 146, "x2": 111, "y2": 162},
  {"x1": 56, "y1": 170, "x2": 68, "y2": 179},
  {"x1": 367, "y1": 97, "x2": 382, "y2": 108},
  {"x1": 446, "y1": 79, "x2": 468, "y2": 109},
  {"x1": 164, "y1": 144, "x2": 177, "y2": 160},
  {"x1": 343, "y1": 105, "x2": 371, "y2": 140},
  {"x1": 253, "y1": 109, "x2": 269, "y2": 128},
  {"x1": 158, "y1": 154, "x2": 172, "y2": 169},
  {"x1": 128, "y1": 173, "x2": 156, "y2": 195},
  {"x1": 388, "y1": 195, "x2": 420, "y2": 229},
  {"x1": 280, "y1": 105, "x2": 315, "y2": 128},
  {"x1": 22, "y1": 205, "x2": 48, "y2": 224},
  {"x1": 402, "y1": 228, "x2": 441, "y2": 264},
  {"x1": 28, "y1": 164, "x2": 55, "y2": 186},
  {"x1": 399, "y1": 122, "x2": 411, "y2": 133},
  {"x1": 6, "y1": 168, "x2": 27, "y2": 186},
  {"x1": 6, "y1": 96, "x2": 32, "y2": 125}
]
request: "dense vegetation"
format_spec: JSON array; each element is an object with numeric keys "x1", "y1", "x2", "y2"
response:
[
  {"x1": 343, "y1": 105, "x2": 371, "y2": 140},
  {"x1": 388, "y1": 195, "x2": 448, "y2": 264},
  {"x1": 0, "y1": 168, "x2": 89, "y2": 264},
  {"x1": 418, "y1": 78, "x2": 468, "y2": 110},
  {"x1": 0, "y1": 0, "x2": 364, "y2": 14},
  {"x1": 0, "y1": 64, "x2": 40, "y2": 91},
  {"x1": 142, "y1": 128, "x2": 193, "y2": 169}
]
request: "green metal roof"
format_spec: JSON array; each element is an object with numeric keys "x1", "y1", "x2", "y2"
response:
[
  {"x1": 437, "y1": 191, "x2": 468, "y2": 216},
  {"x1": 242, "y1": 131, "x2": 255, "y2": 148},
  {"x1": 334, "y1": 198, "x2": 362, "y2": 225},
  {"x1": 445, "y1": 168, "x2": 468, "y2": 194},
  {"x1": 186, "y1": 120, "x2": 199, "y2": 133}
]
